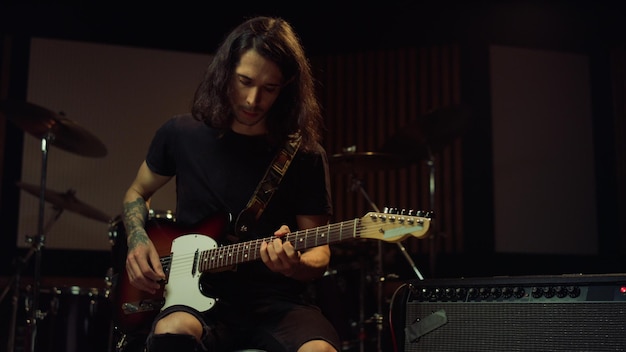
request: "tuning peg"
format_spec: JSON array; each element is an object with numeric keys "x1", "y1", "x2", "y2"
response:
[
  {"x1": 382, "y1": 207, "x2": 434, "y2": 218},
  {"x1": 383, "y1": 206, "x2": 391, "y2": 214},
  {"x1": 416, "y1": 210, "x2": 434, "y2": 218}
]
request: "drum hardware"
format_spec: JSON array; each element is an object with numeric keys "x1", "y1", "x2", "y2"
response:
[
  {"x1": 1, "y1": 100, "x2": 109, "y2": 352},
  {"x1": 332, "y1": 105, "x2": 471, "y2": 350},
  {"x1": 379, "y1": 105, "x2": 471, "y2": 163},
  {"x1": 7, "y1": 184, "x2": 111, "y2": 352},
  {"x1": 0, "y1": 100, "x2": 108, "y2": 158},
  {"x1": 352, "y1": 177, "x2": 426, "y2": 352},
  {"x1": 20, "y1": 285, "x2": 113, "y2": 352},
  {"x1": 329, "y1": 150, "x2": 410, "y2": 175},
  {"x1": 379, "y1": 105, "x2": 471, "y2": 277},
  {"x1": 16, "y1": 182, "x2": 112, "y2": 223},
  {"x1": 330, "y1": 147, "x2": 428, "y2": 352},
  {"x1": 0, "y1": 204, "x2": 64, "y2": 352}
]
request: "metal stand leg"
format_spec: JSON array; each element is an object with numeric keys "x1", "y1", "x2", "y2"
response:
[
  {"x1": 349, "y1": 177, "x2": 426, "y2": 352},
  {"x1": 426, "y1": 152, "x2": 437, "y2": 278},
  {"x1": 1, "y1": 206, "x2": 62, "y2": 352},
  {"x1": 26, "y1": 134, "x2": 55, "y2": 352},
  {"x1": 1, "y1": 249, "x2": 34, "y2": 352}
]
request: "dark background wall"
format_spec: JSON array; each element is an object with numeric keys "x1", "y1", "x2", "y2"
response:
[
  {"x1": 0, "y1": 2, "x2": 625, "y2": 350},
  {"x1": 1, "y1": 1, "x2": 625, "y2": 268}
]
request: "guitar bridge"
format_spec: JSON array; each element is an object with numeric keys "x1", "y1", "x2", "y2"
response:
[{"x1": 122, "y1": 299, "x2": 165, "y2": 314}]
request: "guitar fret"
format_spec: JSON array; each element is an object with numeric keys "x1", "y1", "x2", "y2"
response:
[
  {"x1": 199, "y1": 250, "x2": 208, "y2": 272},
  {"x1": 301, "y1": 230, "x2": 305, "y2": 249},
  {"x1": 208, "y1": 250, "x2": 218, "y2": 270},
  {"x1": 234, "y1": 242, "x2": 241, "y2": 263},
  {"x1": 315, "y1": 227, "x2": 319, "y2": 247},
  {"x1": 222, "y1": 246, "x2": 230, "y2": 266},
  {"x1": 224, "y1": 247, "x2": 231, "y2": 266},
  {"x1": 242, "y1": 241, "x2": 251, "y2": 263},
  {"x1": 248, "y1": 241, "x2": 258, "y2": 261},
  {"x1": 215, "y1": 247, "x2": 223, "y2": 268},
  {"x1": 334, "y1": 221, "x2": 342, "y2": 242},
  {"x1": 213, "y1": 248, "x2": 220, "y2": 269},
  {"x1": 239, "y1": 242, "x2": 246, "y2": 262},
  {"x1": 338, "y1": 221, "x2": 343, "y2": 242}
]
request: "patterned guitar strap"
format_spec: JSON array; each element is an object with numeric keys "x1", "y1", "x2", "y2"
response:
[{"x1": 234, "y1": 132, "x2": 302, "y2": 238}]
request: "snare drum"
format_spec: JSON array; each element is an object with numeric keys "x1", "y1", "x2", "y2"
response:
[{"x1": 25, "y1": 286, "x2": 112, "y2": 352}]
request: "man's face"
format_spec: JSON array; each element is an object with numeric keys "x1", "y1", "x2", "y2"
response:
[{"x1": 229, "y1": 49, "x2": 284, "y2": 135}]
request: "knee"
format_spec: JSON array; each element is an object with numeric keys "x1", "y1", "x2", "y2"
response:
[
  {"x1": 154, "y1": 311, "x2": 204, "y2": 339},
  {"x1": 298, "y1": 340, "x2": 337, "y2": 352}
]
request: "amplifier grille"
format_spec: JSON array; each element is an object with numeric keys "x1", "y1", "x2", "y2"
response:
[
  {"x1": 401, "y1": 274, "x2": 626, "y2": 352},
  {"x1": 404, "y1": 302, "x2": 626, "y2": 351}
]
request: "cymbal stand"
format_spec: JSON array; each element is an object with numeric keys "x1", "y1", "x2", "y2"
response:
[
  {"x1": 26, "y1": 132, "x2": 54, "y2": 352},
  {"x1": 426, "y1": 147, "x2": 437, "y2": 278},
  {"x1": 349, "y1": 177, "x2": 425, "y2": 352},
  {"x1": 2, "y1": 206, "x2": 63, "y2": 352}
]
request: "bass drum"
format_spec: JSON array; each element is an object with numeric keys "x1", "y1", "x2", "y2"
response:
[{"x1": 23, "y1": 286, "x2": 112, "y2": 352}]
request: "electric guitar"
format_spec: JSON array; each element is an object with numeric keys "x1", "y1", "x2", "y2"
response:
[{"x1": 111, "y1": 210, "x2": 432, "y2": 333}]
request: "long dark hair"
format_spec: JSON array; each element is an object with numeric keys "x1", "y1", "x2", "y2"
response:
[{"x1": 191, "y1": 16, "x2": 322, "y2": 151}]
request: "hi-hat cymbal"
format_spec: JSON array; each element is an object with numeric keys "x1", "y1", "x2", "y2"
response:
[
  {"x1": 329, "y1": 152, "x2": 410, "y2": 174},
  {"x1": 380, "y1": 105, "x2": 471, "y2": 161},
  {"x1": 0, "y1": 100, "x2": 107, "y2": 158},
  {"x1": 17, "y1": 181, "x2": 111, "y2": 223}
]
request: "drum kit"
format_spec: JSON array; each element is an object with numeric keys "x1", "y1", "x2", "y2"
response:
[
  {"x1": 0, "y1": 100, "x2": 112, "y2": 352},
  {"x1": 1, "y1": 99, "x2": 470, "y2": 352}
]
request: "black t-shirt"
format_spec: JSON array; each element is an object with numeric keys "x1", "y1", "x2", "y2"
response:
[{"x1": 145, "y1": 113, "x2": 333, "y2": 306}]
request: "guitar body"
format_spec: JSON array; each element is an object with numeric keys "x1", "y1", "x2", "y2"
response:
[{"x1": 110, "y1": 213, "x2": 230, "y2": 333}]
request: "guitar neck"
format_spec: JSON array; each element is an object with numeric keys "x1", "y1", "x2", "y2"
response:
[
  {"x1": 197, "y1": 218, "x2": 359, "y2": 272},
  {"x1": 196, "y1": 211, "x2": 430, "y2": 273}
]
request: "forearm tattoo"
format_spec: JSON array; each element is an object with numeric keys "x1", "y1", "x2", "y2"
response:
[{"x1": 123, "y1": 197, "x2": 149, "y2": 250}]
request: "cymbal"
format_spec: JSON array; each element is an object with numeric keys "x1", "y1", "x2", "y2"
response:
[
  {"x1": 329, "y1": 152, "x2": 410, "y2": 174},
  {"x1": 0, "y1": 100, "x2": 107, "y2": 158},
  {"x1": 17, "y1": 181, "x2": 111, "y2": 223},
  {"x1": 380, "y1": 105, "x2": 471, "y2": 161}
]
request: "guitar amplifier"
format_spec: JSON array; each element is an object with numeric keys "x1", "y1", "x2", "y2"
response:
[{"x1": 395, "y1": 273, "x2": 626, "y2": 352}]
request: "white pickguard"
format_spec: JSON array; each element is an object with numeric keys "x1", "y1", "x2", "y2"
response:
[{"x1": 161, "y1": 234, "x2": 218, "y2": 312}]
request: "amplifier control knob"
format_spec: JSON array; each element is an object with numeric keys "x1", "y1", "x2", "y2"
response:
[
  {"x1": 566, "y1": 285, "x2": 581, "y2": 298},
  {"x1": 555, "y1": 286, "x2": 567, "y2": 298},
  {"x1": 543, "y1": 286, "x2": 555, "y2": 298},
  {"x1": 468, "y1": 287, "x2": 478, "y2": 300},
  {"x1": 455, "y1": 287, "x2": 466, "y2": 301}
]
